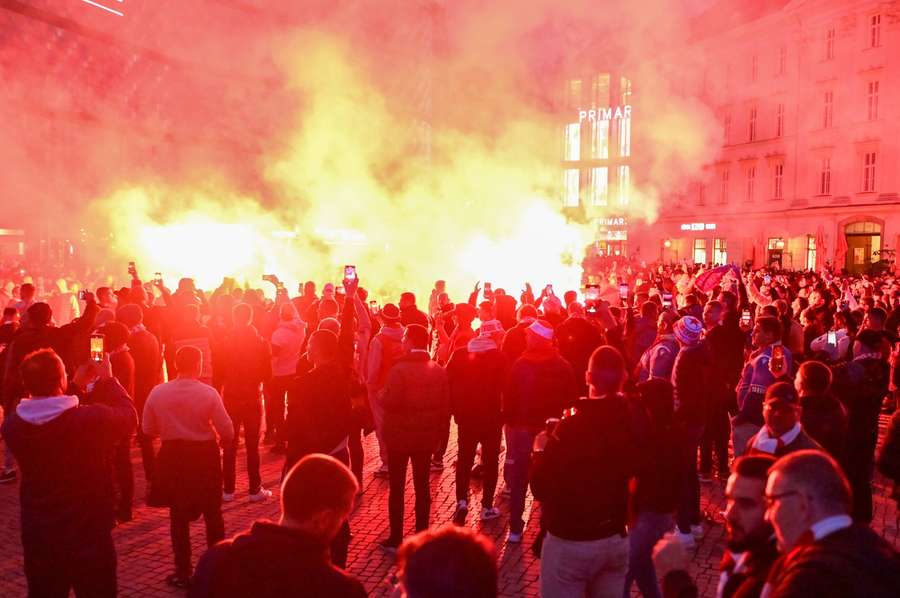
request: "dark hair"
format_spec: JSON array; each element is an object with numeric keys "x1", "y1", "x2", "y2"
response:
[
  {"x1": 798, "y1": 360, "x2": 832, "y2": 395},
  {"x1": 309, "y1": 329, "x2": 339, "y2": 361},
  {"x1": 232, "y1": 303, "x2": 253, "y2": 326},
  {"x1": 26, "y1": 302, "x2": 53, "y2": 326},
  {"x1": 175, "y1": 345, "x2": 202, "y2": 374},
  {"x1": 641, "y1": 301, "x2": 659, "y2": 319},
  {"x1": 867, "y1": 307, "x2": 886, "y2": 324},
  {"x1": 636, "y1": 378, "x2": 674, "y2": 427},
  {"x1": 756, "y1": 316, "x2": 782, "y2": 340},
  {"x1": 405, "y1": 324, "x2": 430, "y2": 350},
  {"x1": 732, "y1": 454, "x2": 777, "y2": 481},
  {"x1": 281, "y1": 454, "x2": 358, "y2": 523},
  {"x1": 20, "y1": 349, "x2": 65, "y2": 396},
  {"x1": 764, "y1": 381, "x2": 798, "y2": 405},
  {"x1": 399, "y1": 525, "x2": 497, "y2": 598},
  {"x1": 3, "y1": 307, "x2": 17, "y2": 318},
  {"x1": 517, "y1": 304, "x2": 538, "y2": 320},
  {"x1": 99, "y1": 321, "x2": 130, "y2": 350},
  {"x1": 400, "y1": 291, "x2": 416, "y2": 305},
  {"x1": 855, "y1": 329, "x2": 883, "y2": 352},
  {"x1": 318, "y1": 298, "x2": 339, "y2": 318},
  {"x1": 588, "y1": 345, "x2": 626, "y2": 395}
]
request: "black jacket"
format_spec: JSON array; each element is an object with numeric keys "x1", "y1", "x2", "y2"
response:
[
  {"x1": 503, "y1": 347, "x2": 577, "y2": 429},
  {"x1": 672, "y1": 342, "x2": 712, "y2": 426},
  {"x1": 555, "y1": 316, "x2": 604, "y2": 397},
  {"x1": 446, "y1": 346, "x2": 508, "y2": 429},
  {"x1": 799, "y1": 394, "x2": 847, "y2": 461},
  {"x1": 284, "y1": 361, "x2": 353, "y2": 469},
  {"x1": 382, "y1": 352, "x2": 449, "y2": 453},
  {"x1": 766, "y1": 524, "x2": 900, "y2": 598},
  {"x1": 189, "y1": 521, "x2": 367, "y2": 598},
  {"x1": 216, "y1": 324, "x2": 272, "y2": 403},
  {"x1": 1, "y1": 378, "x2": 136, "y2": 548},
  {"x1": 530, "y1": 396, "x2": 640, "y2": 541}
]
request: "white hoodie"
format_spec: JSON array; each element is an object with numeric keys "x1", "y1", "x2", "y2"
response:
[
  {"x1": 16, "y1": 395, "x2": 79, "y2": 425},
  {"x1": 270, "y1": 319, "x2": 306, "y2": 376}
]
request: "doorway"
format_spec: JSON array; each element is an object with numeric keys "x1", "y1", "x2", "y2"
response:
[{"x1": 844, "y1": 221, "x2": 881, "y2": 274}]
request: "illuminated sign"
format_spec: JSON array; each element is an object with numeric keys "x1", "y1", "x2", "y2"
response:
[
  {"x1": 680, "y1": 222, "x2": 716, "y2": 231},
  {"x1": 597, "y1": 217, "x2": 627, "y2": 227},
  {"x1": 579, "y1": 105, "x2": 632, "y2": 122}
]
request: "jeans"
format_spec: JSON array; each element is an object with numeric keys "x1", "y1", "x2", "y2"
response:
[
  {"x1": 505, "y1": 425, "x2": 536, "y2": 534},
  {"x1": 223, "y1": 400, "x2": 262, "y2": 494},
  {"x1": 731, "y1": 421, "x2": 760, "y2": 458},
  {"x1": 368, "y1": 386, "x2": 389, "y2": 467},
  {"x1": 136, "y1": 428, "x2": 156, "y2": 487},
  {"x1": 677, "y1": 424, "x2": 705, "y2": 534},
  {"x1": 113, "y1": 438, "x2": 134, "y2": 516},
  {"x1": 23, "y1": 533, "x2": 117, "y2": 598},
  {"x1": 456, "y1": 422, "x2": 501, "y2": 508},
  {"x1": 540, "y1": 532, "x2": 629, "y2": 598},
  {"x1": 387, "y1": 449, "x2": 431, "y2": 541},
  {"x1": 264, "y1": 375, "x2": 292, "y2": 441},
  {"x1": 329, "y1": 447, "x2": 353, "y2": 568},
  {"x1": 170, "y1": 504, "x2": 225, "y2": 578},
  {"x1": 700, "y1": 400, "x2": 731, "y2": 475},
  {"x1": 348, "y1": 426, "x2": 364, "y2": 484},
  {"x1": 624, "y1": 511, "x2": 673, "y2": 598},
  {"x1": 433, "y1": 413, "x2": 451, "y2": 463}
]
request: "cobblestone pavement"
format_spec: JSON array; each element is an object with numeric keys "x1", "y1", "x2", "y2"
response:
[{"x1": 1, "y1": 417, "x2": 898, "y2": 597}]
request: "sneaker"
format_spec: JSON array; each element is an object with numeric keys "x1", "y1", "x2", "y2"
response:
[
  {"x1": 249, "y1": 488, "x2": 273, "y2": 503},
  {"x1": 698, "y1": 472, "x2": 713, "y2": 483},
  {"x1": 470, "y1": 463, "x2": 484, "y2": 479},
  {"x1": 222, "y1": 492, "x2": 235, "y2": 502},
  {"x1": 430, "y1": 459, "x2": 444, "y2": 472},
  {"x1": 0, "y1": 469, "x2": 16, "y2": 484},
  {"x1": 690, "y1": 523, "x2": 705, "y2": 538},
  {"x1": 480, "y1": 507, "x2": 501, "y2": 521},
  {"x1": 165, "y1": 573, "x2": 191, "y2": 589},
  {"x1": 373, "y1": 464, "x2": 390, "y2": 478},
  {"x1": 452, "y1": 500, "x2": 469, "y2": 525},
  {"x1": 378, "y1": 537, "x2": 401, "y2": 553},
  {"x1": 507, "y1": 531, "x2": 523, "y2": 543}
]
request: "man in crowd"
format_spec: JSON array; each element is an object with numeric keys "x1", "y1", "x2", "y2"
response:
[
  {"x1": 396, "y1": 525, "x2": 498, "y2": 598},
  {"x1": 218, "y1": 303, "x2": 272, "y2": 502},
  {"x1": 8, "y1": 281, "x2": 36, "y2": 323},
  {"x1": 265, "y1": 302, "x2": 305, "y2": 454},
  {"x1": 446, "y1": 319, "x2": 508, "y2": 525},
  {"x1": 764, "y1": 450, "x2": 900, "y2": 596},
  {"x1": 530, "y1": 346, "x2": 638, "y2": 596},
  {"x1": 502, "y1": 320, "x2": 577, "y2": 543},
  {"x1": 366, "y1": 302, "x2": 405, "y2": 477},
  {"x1": 189, "y1": 454, "x2": 365, "y2": 598},
  {"x1": 142, "y1": 346, "x2": 234, "y2": 588},
  {"x1": 555, "y1": 301, "x2": 604, "y2": 397},
  {"x1": 0, "y1": 306, "x2": 20, "y2": 483},
  {"x1": 117, "y1": 302, "x2": 162, "y2": 491},
  {"x1": 830, "y1": 329, "x2": 891, "y2": 522},
  {"x1": 637, "y1": 311, "x2": 679, "y2": 383},
  {"x1": 2, "y1": 349, "x2": 136, "y2": 597},
  {"x1": 500, "y1": 303, "x2": 538, "y2": 362},
  {"x1": 794, "y1": 360, "x2": 847, "y2": 461},
  {"x1": 746, "y1": 382, "x2": 822, "y2": 457},
  {"x1": 379, "y1": 324, "x2": 449, "y2": 552},
  {"x1": 734, "y1": 317, "x2": 790, "y2": 457},
  {"x1": 656, "y1": 454, "x2": 779, "y2": 598},
  {"x1": 399, "y1": 292, "x2": 430, "y2": 329}
]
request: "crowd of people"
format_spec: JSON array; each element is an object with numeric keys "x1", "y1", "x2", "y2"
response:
[{"x1": 1, "y1": 259, "x2": 900, "y2": 597}]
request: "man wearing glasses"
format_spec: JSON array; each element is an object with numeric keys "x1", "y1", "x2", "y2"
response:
[
  {"x1": 746, "y1": 382, "x2": 821, "y2": 458},
  {"x1": 763, "y1": 450, "x2": 900, "y2": 597}
]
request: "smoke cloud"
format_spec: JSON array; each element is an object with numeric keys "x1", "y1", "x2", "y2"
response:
[{"x1": 1, "y1": 0, "x2": 721, "y2": 298}]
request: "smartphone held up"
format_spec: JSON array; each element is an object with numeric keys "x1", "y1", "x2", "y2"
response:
[{"x1": 90, "y1": 333, "x2": 105, "y2": 363}]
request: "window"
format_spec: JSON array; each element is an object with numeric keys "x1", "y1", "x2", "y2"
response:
[
  {"x1": 618, "y1": 113, "x2": 631, "y2": 157},
  {"x1": 723, "y1": 112, "x2": 732, "y2": 145},
  {"x1": 698, "y1": 183, "x2": 706, "y2": 206},
  {"x1": 617, "y1": 165, "x2": 630, "y2": 205},
  {"x1": 563, "y1": 169, "x2": 580, "y2": 206},
  {"x1": 746, "y1": 166, "x2": 756, "y2": 202},
  {"x1": 806, "y1": 235, "x2": 816, "y2": 270},
  {"x1": 819, "y1": 157, "x2": 831, "y2": 195},
  {"x1": 693, "y1": 239, "x2": 708, "y2": 265},
  {"x1": 567, "y1": 79, "x2": 582, "y2": 110},
  {"x1": 862, "y1": 152, "x2": 876, "y2": 192},
  {"x1": 591, "y1": 74, "x2": 610, "y2": 108},
  {"x1": 590, "y1": 167, "x2": 608, "y2": 206},
  {"x1": 564, "y1": 123, "x2": 581, "y2": 161},
  {"x1": 751, "y1": 55, "x2": 758, "y2": 81},
  {"x1": 620, "y1": 76, "x2": 632, "y2": 105},
  {"x1": 749, "y1": 106, "x2": 757, "y2": 141},
  {"x1": 592, "y1": 120, "x2": 610, "y2": 159},
  {"x1": 778, "y1": 47, "x2": 786, "y2": 75},
  {"x1": 870, "y1": 14, "x2": 881, "y2": 48},
  {"x1": 826, "y1": 26, "x2": 835, "y2": 59},
  {"x1": 867, "y1": 81, "x2": 879, "y2": 121},
  {"x1": 774, "y1": 163, "x2": 784, "y2": 199},
  {"x1": 775, "y1": 103, "x2": 785, "y2": 137},
  {"x1": 714, "y1": 238, "x2": 727, "y2": 265},
  {"x1": 719, "y1": 169, "x2": 730, "y2": 204},
  {"x1": 823, "y1": 91, "x2": 833, "y2": 128}
]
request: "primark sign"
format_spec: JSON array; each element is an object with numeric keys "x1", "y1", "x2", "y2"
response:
[{"x1": 578, "y1": 105, "x2": 632, "y2": 122}]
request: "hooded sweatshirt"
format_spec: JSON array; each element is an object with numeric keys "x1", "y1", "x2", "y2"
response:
[{"x1": 270, "y1": 318, "x2": 306, "y2": 377}]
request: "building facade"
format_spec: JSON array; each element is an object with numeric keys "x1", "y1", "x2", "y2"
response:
[{"x1": 569, "y1": 0, "x2": 900, "y2": 273}]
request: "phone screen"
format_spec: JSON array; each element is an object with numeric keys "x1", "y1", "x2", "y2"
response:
[
  {"x1": 618, "y1": 283, "x2": 628, "y2": 299},
  {"x1": 741, "y1": 309, "x2": 751, "y2": 325},
  {"x1": 662, "y1": 293, "x2": 672, "y2": 308},
  {"x1": 344, "y1": 265, "x2": 356, "y2": 280},
  {"x1": 585, "y1": 285, "x2": 600, "y2": 302},
  {"x1": 771, "y1": 345, "x2": 784, "y2": 366},
  {"x1": 90, "y1": 334, "x2": 104, "y2": 363},
  {"x1": 827, "y1": 331, "x2": 837, "y2": 346}
]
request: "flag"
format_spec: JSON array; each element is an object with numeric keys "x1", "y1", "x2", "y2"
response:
[{"x1": 694, "y1": 264, "x2": 740, "y2": 293}]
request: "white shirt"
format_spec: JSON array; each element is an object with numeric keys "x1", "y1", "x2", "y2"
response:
[
  {"x1": 752, "y1": 422, "x2": 802, "y2": 454},
  {"x1": 810, "y1": 514, "x2": 853, "y2": 541}
]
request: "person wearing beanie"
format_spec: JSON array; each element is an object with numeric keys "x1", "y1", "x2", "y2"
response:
[
  {"x1": 366, "y1": 303, "x2": 405, "y2": 477},
  {"x1": 670, "y1": 315, "x2": 713, "y2": 548},
  {"x1": 446, "y1": 320, "x2": 509, "y2": 525},
  {"x1": 502, "y1": 319, "x2": 577, "y2": 543}
]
